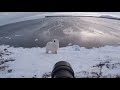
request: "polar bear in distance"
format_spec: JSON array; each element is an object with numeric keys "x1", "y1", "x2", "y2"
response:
[{"x1": 46, "y1": 39, "x2": 59, "y2": 54}]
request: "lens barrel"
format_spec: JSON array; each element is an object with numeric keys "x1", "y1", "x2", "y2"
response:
[{"x1": 51, "y1": 61, "x2": 74, "y2": 78}]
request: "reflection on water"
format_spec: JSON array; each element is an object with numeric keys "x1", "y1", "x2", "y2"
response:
[{"x1": 66, "y1": 30, "x2": 120, "y2": 48}]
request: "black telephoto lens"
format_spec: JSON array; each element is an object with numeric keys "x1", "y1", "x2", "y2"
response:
[{"x1": 51, "y1": 61, "x2": 74, "y2": 78}]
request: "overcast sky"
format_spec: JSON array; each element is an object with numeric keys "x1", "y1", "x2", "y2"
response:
[{"x1": 0, "y1": 12, "x2": 120, "y2": 26}]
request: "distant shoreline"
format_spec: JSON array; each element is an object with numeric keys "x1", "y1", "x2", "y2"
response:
[
  {"x1": 45, "y1": 15, "x2": 98, "y2": 18},
  {"x1": 45, "y1": 15, "x2": 120, "y2": 20}
]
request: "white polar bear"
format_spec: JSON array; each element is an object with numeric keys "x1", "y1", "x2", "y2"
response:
[{"x1": 46, "y1": 39, "x2": 59, "y2": 54}]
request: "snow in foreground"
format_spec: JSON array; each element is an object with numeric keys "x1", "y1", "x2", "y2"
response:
[{"x1": 0, "y1": 45, "x2": 120, "y2": 78}]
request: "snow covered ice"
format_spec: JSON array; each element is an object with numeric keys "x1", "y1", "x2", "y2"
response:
[{"x1": 0, "y1": 45, "x2": 120, "y2": 78}]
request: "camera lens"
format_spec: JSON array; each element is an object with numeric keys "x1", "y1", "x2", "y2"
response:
[{"x1": 51, "y1": 61, "x2": 74, "y2": 78}]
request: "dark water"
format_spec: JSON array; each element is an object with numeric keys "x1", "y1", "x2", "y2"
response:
[{"x1": 0, "y1": 16, "x2": 120, "y2": 48}]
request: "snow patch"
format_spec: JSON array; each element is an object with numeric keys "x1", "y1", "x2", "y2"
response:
[
  {"x1": 5, "y1": 37, "x2": 11, "y2": 39},
  {"x1": 0, "y1": 45, "x2": 120, "y2": 78},
  {"x1": 15, "y1": 35, "x2": 21, "y2": 37},
  {"x1": 35, "y1": 39, "x2": 38, "y2": 41}
]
